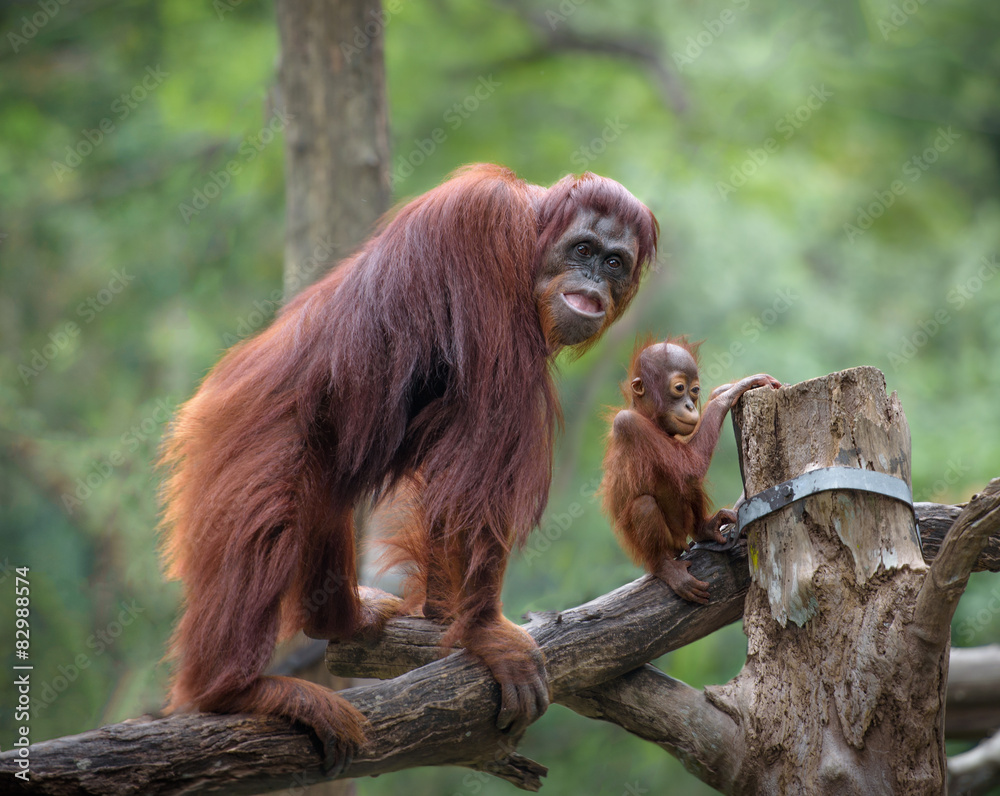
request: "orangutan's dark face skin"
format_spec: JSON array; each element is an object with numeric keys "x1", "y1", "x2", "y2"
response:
[
  {"x1": 630, "y1": 343, "x2": 701, "y2": 436},
  {"x1": 535, "y1": 210, "x2": 640, "y2": 347}
]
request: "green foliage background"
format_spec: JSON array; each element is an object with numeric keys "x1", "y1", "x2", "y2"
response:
[{"x1": 1, "y1": 1, "x2": 999, "y2": 793}]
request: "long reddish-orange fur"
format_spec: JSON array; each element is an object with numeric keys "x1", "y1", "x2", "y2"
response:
[
  {"x1": 159, "y1": 164, "x2": 657, "y2": 748},
  {"x1": 599, "y1": 337, "x2": 714, "y2": 571}
]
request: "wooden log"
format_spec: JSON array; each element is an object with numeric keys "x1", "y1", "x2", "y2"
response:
[
  {"x1": 0, "y1": 550, "x2": 750, "y2": 796},
  {"x1": 321, "y1": 501, "x2": 994, "y2": 683},
  {"x1": 709, "y1": 367, "x2": 953, "y2": 795}
]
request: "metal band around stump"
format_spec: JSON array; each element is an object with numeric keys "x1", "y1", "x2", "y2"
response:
[{"x1": 736, "y1": 466, "x2": 913, "y2": 534}]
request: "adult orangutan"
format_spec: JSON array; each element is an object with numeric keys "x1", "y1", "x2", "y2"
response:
[
  {"x1": 599, "y1": 337, "x2": 779, "y2": 604},
  {"x1": 159, "y1": 164, "x2": 658, "y2": 771}
]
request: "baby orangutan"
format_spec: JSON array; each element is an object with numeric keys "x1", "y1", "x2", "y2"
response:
[{"x1": 599, "y1": 337, "x2": 780, "y2": 603}]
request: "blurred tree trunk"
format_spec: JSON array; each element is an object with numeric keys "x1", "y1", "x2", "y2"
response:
[
  {"x1": 277, "y1": 0, "x2": 391, "y2": 298},
  {"x1": 275, "y1": 2, "x2": 391, "y2": 793}
]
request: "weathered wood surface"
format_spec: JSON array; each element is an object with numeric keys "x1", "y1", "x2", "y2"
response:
[
  {"x1": 706, "y1": 368, "x2": 1000, "y2": 795},
  {"x1": 914, "y1": 481, "x2": 1000, "y2": 649},
  {"x1": 321, "y1": 501, "x2": 994, "y2": 681},
  {"x1": 2, "y1": 492, "x2": 996, "y2": 795},
  {"x1": 561, "y1": 665, "x2": 742, "y2": 792},
  {"x1": 916, "y1": 501, "x2": 1000, "y2": 573},
  {"x1": 733, "y1": 367, "x2": 923, "y2": 627},
  {"x1": 0, "y1": 547, "x2": 751, "y2": 796}
]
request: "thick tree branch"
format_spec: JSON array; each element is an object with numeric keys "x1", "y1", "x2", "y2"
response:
[
  {"x1": 2, "y1": 655, "x2": 550, "y2": 796},
  {"x1": 322, "y1": 499, "x2": 999, "y2": 681},
  {"x1": 3, "y1": 501, "x2": 996, "y2": 795},
  {"x1": 916, "y1": 501, "x2": 1000, "y2": 572},
  {"x1": 562, "y1": 665, "x2": 743, "y2": 791},
  {"x1": 327, "y1": 546, "x2": 752, "y2": 692},
  {"x1": 0, "y1": 551, "x2": 748, "y2": 796},
  {"x1": 912, "y1": 480, "x2": 1000, "y2": 648}
]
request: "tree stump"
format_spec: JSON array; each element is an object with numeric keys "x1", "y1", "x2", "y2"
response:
[{"x1": 707, "y1": 367, "x2": 942, "y2": 795}]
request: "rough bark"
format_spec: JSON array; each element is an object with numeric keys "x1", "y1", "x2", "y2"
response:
[
  {"x1": 0, "y1": 552, "x2": 750, "y2": 796},
  {"x1": 916, "y1": 502, "x2": 1000, "y2": 573},
  {"x1": 322, "y1": 501, "x2": 987, "y2": 682},
  {"x1": 5, "y1": 494, "x2": 997, "y2": 795},
  {"x1": 276, "y1": 0, "x2": 390, "y2": 297},
  {"x1": 561, "y1": 665, "x2": 742, "y2": 790},
  {"x1": 704, "y1": 367, "x2": 999, "y2": 795},
  {"x1": 912, "y1": 482, "x2": 1000, "y2": 650}
]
